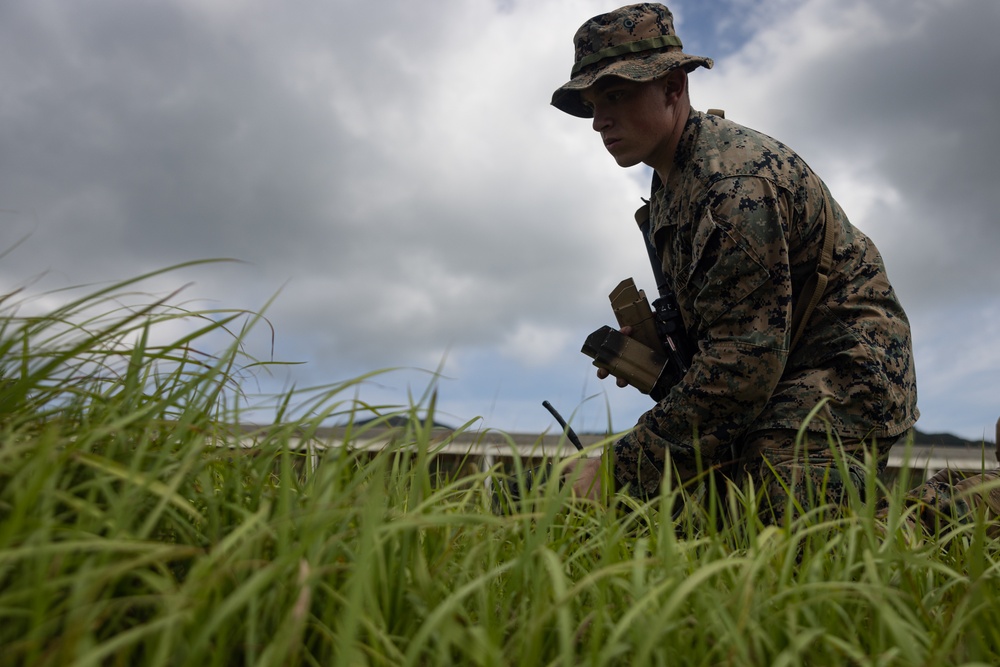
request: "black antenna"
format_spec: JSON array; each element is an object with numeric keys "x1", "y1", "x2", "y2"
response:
[{"x1": 542, "y1": 400, "x2": 584, "y2": 451}]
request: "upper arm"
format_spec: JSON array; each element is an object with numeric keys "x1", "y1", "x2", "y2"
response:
[{"x1": 681, "y1": 177, "x2": 793, "y2": 349}]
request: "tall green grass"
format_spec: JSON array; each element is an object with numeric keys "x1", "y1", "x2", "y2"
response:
[{"x1": 1, "y1": 265, "x2": 998, "y2": 666}]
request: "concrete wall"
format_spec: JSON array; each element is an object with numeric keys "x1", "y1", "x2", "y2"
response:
[{"x1": 268, "y1": 425, "x2": 999, "y2": 487}]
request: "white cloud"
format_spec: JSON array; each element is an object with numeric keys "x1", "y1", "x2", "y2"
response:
[
  {"x1": 2, "y1": 0, "x2": 997, "y2": 441},
  {"x1": 693, "y1": 0, "x2": 1000, "y2": 440},
  {"x1": 499, "y1": 321, "x2": 573, "y2": 367}
]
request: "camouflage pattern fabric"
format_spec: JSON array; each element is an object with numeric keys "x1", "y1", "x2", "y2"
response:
[
  {"x1": 551, "y1": 3, "x2": 712, "y2": 118},
  {"x1": 734, "y1": 430, "x2": 896, "y2": 524},
  {"x1": 613, "y1": 110, "x2": 920, "y2": 502}
]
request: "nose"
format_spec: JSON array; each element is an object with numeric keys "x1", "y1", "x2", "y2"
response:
[{"x1": 591, "y1": 106, "x2": 611, "y2": 133}]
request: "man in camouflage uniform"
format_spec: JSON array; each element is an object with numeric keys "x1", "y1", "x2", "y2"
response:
[{"x1": 552, "y1": 3, "x2": 921, "y2": 522}]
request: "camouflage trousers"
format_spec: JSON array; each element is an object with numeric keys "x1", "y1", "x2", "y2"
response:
[
  {"x1": 717, "y1": 429, "x2": 1000, "y2": 532},
  {"x1": 720, "y1": 429, "x2": 895, "y2": 525}
]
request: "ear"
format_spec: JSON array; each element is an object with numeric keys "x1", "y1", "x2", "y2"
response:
[{"x1": 663, "y1": 69, "x2": 687, "y2": 104}]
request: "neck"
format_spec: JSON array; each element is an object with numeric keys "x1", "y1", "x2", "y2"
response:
[{"x1": 651, "y1": 97, "x2": 691, "y2": 184}]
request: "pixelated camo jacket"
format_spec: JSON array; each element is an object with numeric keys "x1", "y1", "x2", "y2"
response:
[{"x1": 614, "y1": 109, "x2": 919, "y2": 492}]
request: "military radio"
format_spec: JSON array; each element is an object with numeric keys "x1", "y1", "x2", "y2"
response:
[{"x1": 581, "y1": 199, "x2": 694, "y2": 401}]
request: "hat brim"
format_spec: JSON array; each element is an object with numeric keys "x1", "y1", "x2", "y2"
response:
[{"x1": 551, "y1": 51, "x2": 713, "y2": 118}]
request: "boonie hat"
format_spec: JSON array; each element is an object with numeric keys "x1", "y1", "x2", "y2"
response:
[{"x1": 551, "y1": 3, "x2": 713, "y2": 118}]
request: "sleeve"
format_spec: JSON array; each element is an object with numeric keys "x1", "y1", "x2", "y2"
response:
[{"x1": 613, "y1": 177, "x2": 795, "y2": 497}]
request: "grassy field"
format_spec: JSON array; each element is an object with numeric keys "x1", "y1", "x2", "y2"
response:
[{"x1": 2, "y1": 265, "x2": 999, "y2": 666}]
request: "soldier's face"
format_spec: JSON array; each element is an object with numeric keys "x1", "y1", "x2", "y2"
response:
[{"x1": 580, "y1": 77, "x2": 675, "y2": 170}]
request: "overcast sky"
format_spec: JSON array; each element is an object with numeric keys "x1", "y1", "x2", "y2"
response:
[{"x1": 3, "y1": 0, "x2": 998, "y2": 442}]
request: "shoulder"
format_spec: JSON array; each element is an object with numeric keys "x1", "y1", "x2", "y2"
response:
[{"x1": 681, "y1": 110, "x2": 813, "y2": 192}]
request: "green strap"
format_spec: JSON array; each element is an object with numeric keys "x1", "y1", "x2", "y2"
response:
[
  {"x1": 790, "y1": 196, "x2": 837, "y2": 350},
  {"x1": 572, "y1": 35, "x2": 683, "y2": 75}
]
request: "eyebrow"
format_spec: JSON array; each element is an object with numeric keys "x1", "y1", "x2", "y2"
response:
[
  {"x1": 591, "y1": 77, "x2": 625, "y2": 93},
  {"x1": 581, "y1": 77, "x2": 629, "y2": 104}
]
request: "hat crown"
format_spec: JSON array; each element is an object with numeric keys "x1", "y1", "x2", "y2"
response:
[
  {"x1": 573, "y1": 3, "x2": 682, "y2": 74},
  {"x1": 551, "y1": 2, "x2": 711, "y2": 118}
]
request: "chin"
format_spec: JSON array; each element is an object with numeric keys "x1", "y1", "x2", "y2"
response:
[{"x1": 613, "y1": 155, "x2": 640, "y2": 168}]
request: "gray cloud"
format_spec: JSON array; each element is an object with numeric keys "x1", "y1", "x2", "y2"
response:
[
  {"x1": 696, "y1": 0, "x2": 1000, "y2": 438},
  {"x1": 2, "y1": 0, "x2": 997, "y2": 439},
  {"x1": 700, "y1": 0, "x2": 1000, "y2": 308}
]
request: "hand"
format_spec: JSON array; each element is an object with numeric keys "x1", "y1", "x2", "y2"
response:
[
  {"x1": 596, "y1": 325, "x2": 632, "y2": 388},
  {"x1": 563, "y1": 457, "x2": 604, "y2": 501}
]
